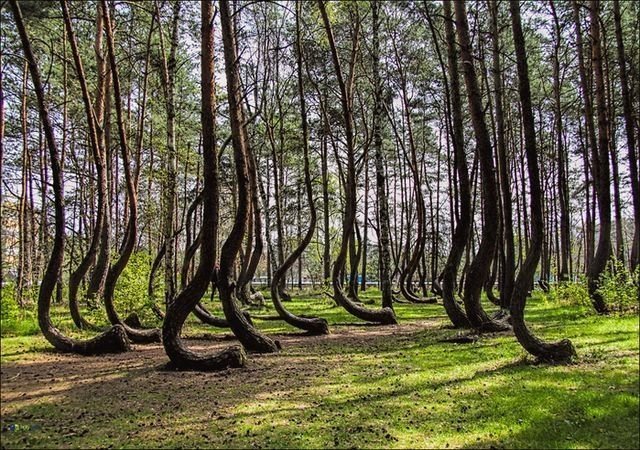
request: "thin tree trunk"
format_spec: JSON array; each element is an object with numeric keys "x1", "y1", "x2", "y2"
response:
[
  {"x1": 586, "y1": 0, "x2": 611, "y2": 314},
  {"x1": 372, "y1": 0, "x2": 393, "y2": 309},
  {"x1": 490, "y1": 0, "x2": 515, "y2": 305},
  {"x1": 0, "y1": 37, "x2": 3, "y2": 301},
  {"x1": 100, "y1": 0, "x2": 161, "y2": 343},
  {"x1": 217, "y1": 0, "x2": 279, "y2": 353},
  {"x1": 613, "y1": 0, "x2": 640, "y2": 270},
  {"x1": 440, "y1": 1, "x2": 471, "y2": 328},
  {"x1": 62, "y1": 0, "x2": 109, "y2": 331},
  {"x1": 270, "y1": 2, "x2": 329, "y2": 335},
  {"x1": 318, "y1": 0, "x2": 396, "y2": 324}
]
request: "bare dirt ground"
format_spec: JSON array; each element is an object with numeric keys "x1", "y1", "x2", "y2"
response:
[{"x1": 0, "y1": 320, "x2": 440, "y2": 448}]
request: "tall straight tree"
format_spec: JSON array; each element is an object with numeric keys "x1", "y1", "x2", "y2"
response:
[
  {"x1": 613, "y1": 0, "x2": 640, "y2": 270},
  {"x1": 490, "y1": 0, "x2": 515, "y2": 302},
  {"x1": 586, "y1": 0, "x2": 612, "y2": 314},
  {"x1": 549, "y1": 0, "x2": 571, "y2": 282},
  {"x1": 156, "y1": 0, "x2": 181, "y2": 308},
  {"x1": 371, "y1": 0, "x2": 394, "y2": 310}
]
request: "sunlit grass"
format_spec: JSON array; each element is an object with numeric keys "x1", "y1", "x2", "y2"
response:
[{"x1": 1, "y1": 290, "x2": 638, "y2": 448}]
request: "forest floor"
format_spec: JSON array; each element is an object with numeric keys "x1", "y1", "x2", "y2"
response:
[{"x1": 0, "y1": 292, "x2": 638, "y2": 449}]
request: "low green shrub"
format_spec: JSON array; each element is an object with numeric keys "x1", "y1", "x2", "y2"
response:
[
  {"x1": 113, "y1": 251, "x2": 159, "y2": 325},
  {"x1": 549, "y1": 261, "x2": 639, "y2": 314},
  {"x1": 1, "y1": 284, "x2": 39, "y2": 336},
  {"x1": 597, "y1": 260, "x2": 639, "y2": 313},
  {"x1": 549, "y1": 277, "x2": 591, "y2": 308}
]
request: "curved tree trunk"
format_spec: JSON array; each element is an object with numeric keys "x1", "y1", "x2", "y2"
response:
[
  {"x1": 12, "y1": 0, "x2": 130, "y2": 355},
  {"x1": 348, "y1": 221, "x2": 363, "y2": 301},
  {"x1": 455, "y1": 0, "x2": 510, "y2": 332},
  {"x1": 318, "y1": 0, "x2": 396, "y2": 325},
  {"x1": 63, "y1": 1, "x2": 109, "y2": 332},
  {"x1": 218, "y1": 0, "x2": 279, "y2": 353},
  {"x1": 180, "y1": 192, "x2": 203, "y2": 289},
  {"x1": 270, "y1": 2, "x2": 329, "y2": 335},
  {"x1": 101, "y1": 0, "x2": 161, "y2": 343},
  {"x1": 236, "y1": 194, "x2": 255, "y2": 305},
  {"x1": 162, "y1": 0, "x2": 248, "y2": 371},
  {"x1": 148, "y1": 239, "x2": 166, "y2": 316},
  {"x1": 85, "y1": 1, "x2": 111, "y2": 303},
  {"x1": 386, "y1": 54, "x2": 432, "y2": 305},
  {"x1": 432, "y1": 1, "x2": 472, "y2": 328},
  {"x1": 484, "y1": 244, "x2": 502, "y2": 306},
  {"x1": 572, "y1": 0, "x2": 609, "y2": 314},
  {"x1": 508, "y1": 0, "x2": 576, "y2": 361},
  {"x1": 236, "y1": 152, "x2": 264, "y2": 306},
  {"x1": 371, "y1": 0, "x2": 394, "y2": 310}
]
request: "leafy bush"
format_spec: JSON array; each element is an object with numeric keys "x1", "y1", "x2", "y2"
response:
[
  {"x1": 1, "y1": 284, "x2": 39, "y2": 336},
  {"x1": 1, "y1": 283, "x2": 19, "y2": 323},
  {"x1": 597, "y1": 260, "x2": 639, "y2": 313},
  {"x1": 550, "y1": 278, "x2": 591, "y2": 308},
  {"x1": 549, "y1": 261, "x2": 639, "y2": 314},
  {"x1": 113, "y1": 251, "x2": 159, "y2": 325}
]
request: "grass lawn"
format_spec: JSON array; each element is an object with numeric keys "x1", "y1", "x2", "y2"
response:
[{"x1": 1, "y1": 290, "x2": 638, "y2": 449}]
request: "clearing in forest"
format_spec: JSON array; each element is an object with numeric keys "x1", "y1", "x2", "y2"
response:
[{"x1": 1, "y1": 298, "x2": 638, "y2": 449}]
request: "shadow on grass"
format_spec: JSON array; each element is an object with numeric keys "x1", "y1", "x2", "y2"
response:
[{"x1": 1, "y1": 300, "x2": 638, "y2": 449}]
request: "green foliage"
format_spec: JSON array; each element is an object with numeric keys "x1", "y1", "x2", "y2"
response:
[
  {"x1": 598, "y1": 260, "x2": 639, "y2": 313},
  {"x1": 1, "y1": 284, "x2": 39, "y2": 337},
  {"x1": 113, "y1": 251, "x2": 157, "y2": 325},
  {"x1": 548, "y1": 261, "x2": 639, "y2": 314},
  {"x1": 550, "y1": 278, "x2": 591, "y2": 308},
  {"x1": 0, "y1": 284, "x2": 19, "y2": 323},
  {"x1": 1, "y1": 293, "x2": 638, "y2": 448}
]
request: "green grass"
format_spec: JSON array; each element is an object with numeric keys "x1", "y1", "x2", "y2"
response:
[{"x1": 1, "y1": 290, "x2": 638, "y2": 449}]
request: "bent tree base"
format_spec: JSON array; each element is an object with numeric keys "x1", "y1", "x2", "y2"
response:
[
  {"x1": 10, "y1": 0, "x2": 131, "y2": 357},
  {"x1": 42, "y1": 322, "x2": 131, "y2": 356}
]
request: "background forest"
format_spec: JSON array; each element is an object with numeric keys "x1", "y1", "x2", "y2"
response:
[{"x1": 0, "y1": 0, "x2": 638, "y2": 447}]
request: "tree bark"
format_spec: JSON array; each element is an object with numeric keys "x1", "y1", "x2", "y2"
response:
[
  {"x1": 318, "y1": 0, "x2": 396, "y2": 325},
  {"x1": 62, "y1": 0, "x2": 110, "y2": 331},
  {"x1": 372, "y1": 0, "x2": 394, "y2": 310},
  {"x1": 586, "y1": 0, "x2": 611, "y2": 314},
  {"x1": 490, "y1": 0, "x2": 515, "y2": 304},
  {"x1": 101, "y1": 0, "x2": 161, "y2": 343},
  {"x1": 613, "y1": 0, "x2": 640, "y2": 270},
  {"x1": 162, "y1": 0, "x2": 247, "y2": 370},
  {"x1": 270, "y1": 1, "x2": 329, "y2": 335},
  {"x1": 455, "y1": 0, "x2": 509, "y2": 332},
  {"x1": 11, "y1": 0, "x2": 130, "y2": 355},
  {"x1": 440, "y1": 0, "x2": 472, "y2": 328},
  {"x1": 508, "y1": 0, "x2": 576, "y2": 362},
  {"x1": 218, "y1": 0, "x2": 279, "y2": 353}
]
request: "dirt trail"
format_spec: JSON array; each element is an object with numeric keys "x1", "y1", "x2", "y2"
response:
[{"x1": 0, "y1": 319, "x2": 441, "y2": 447}]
